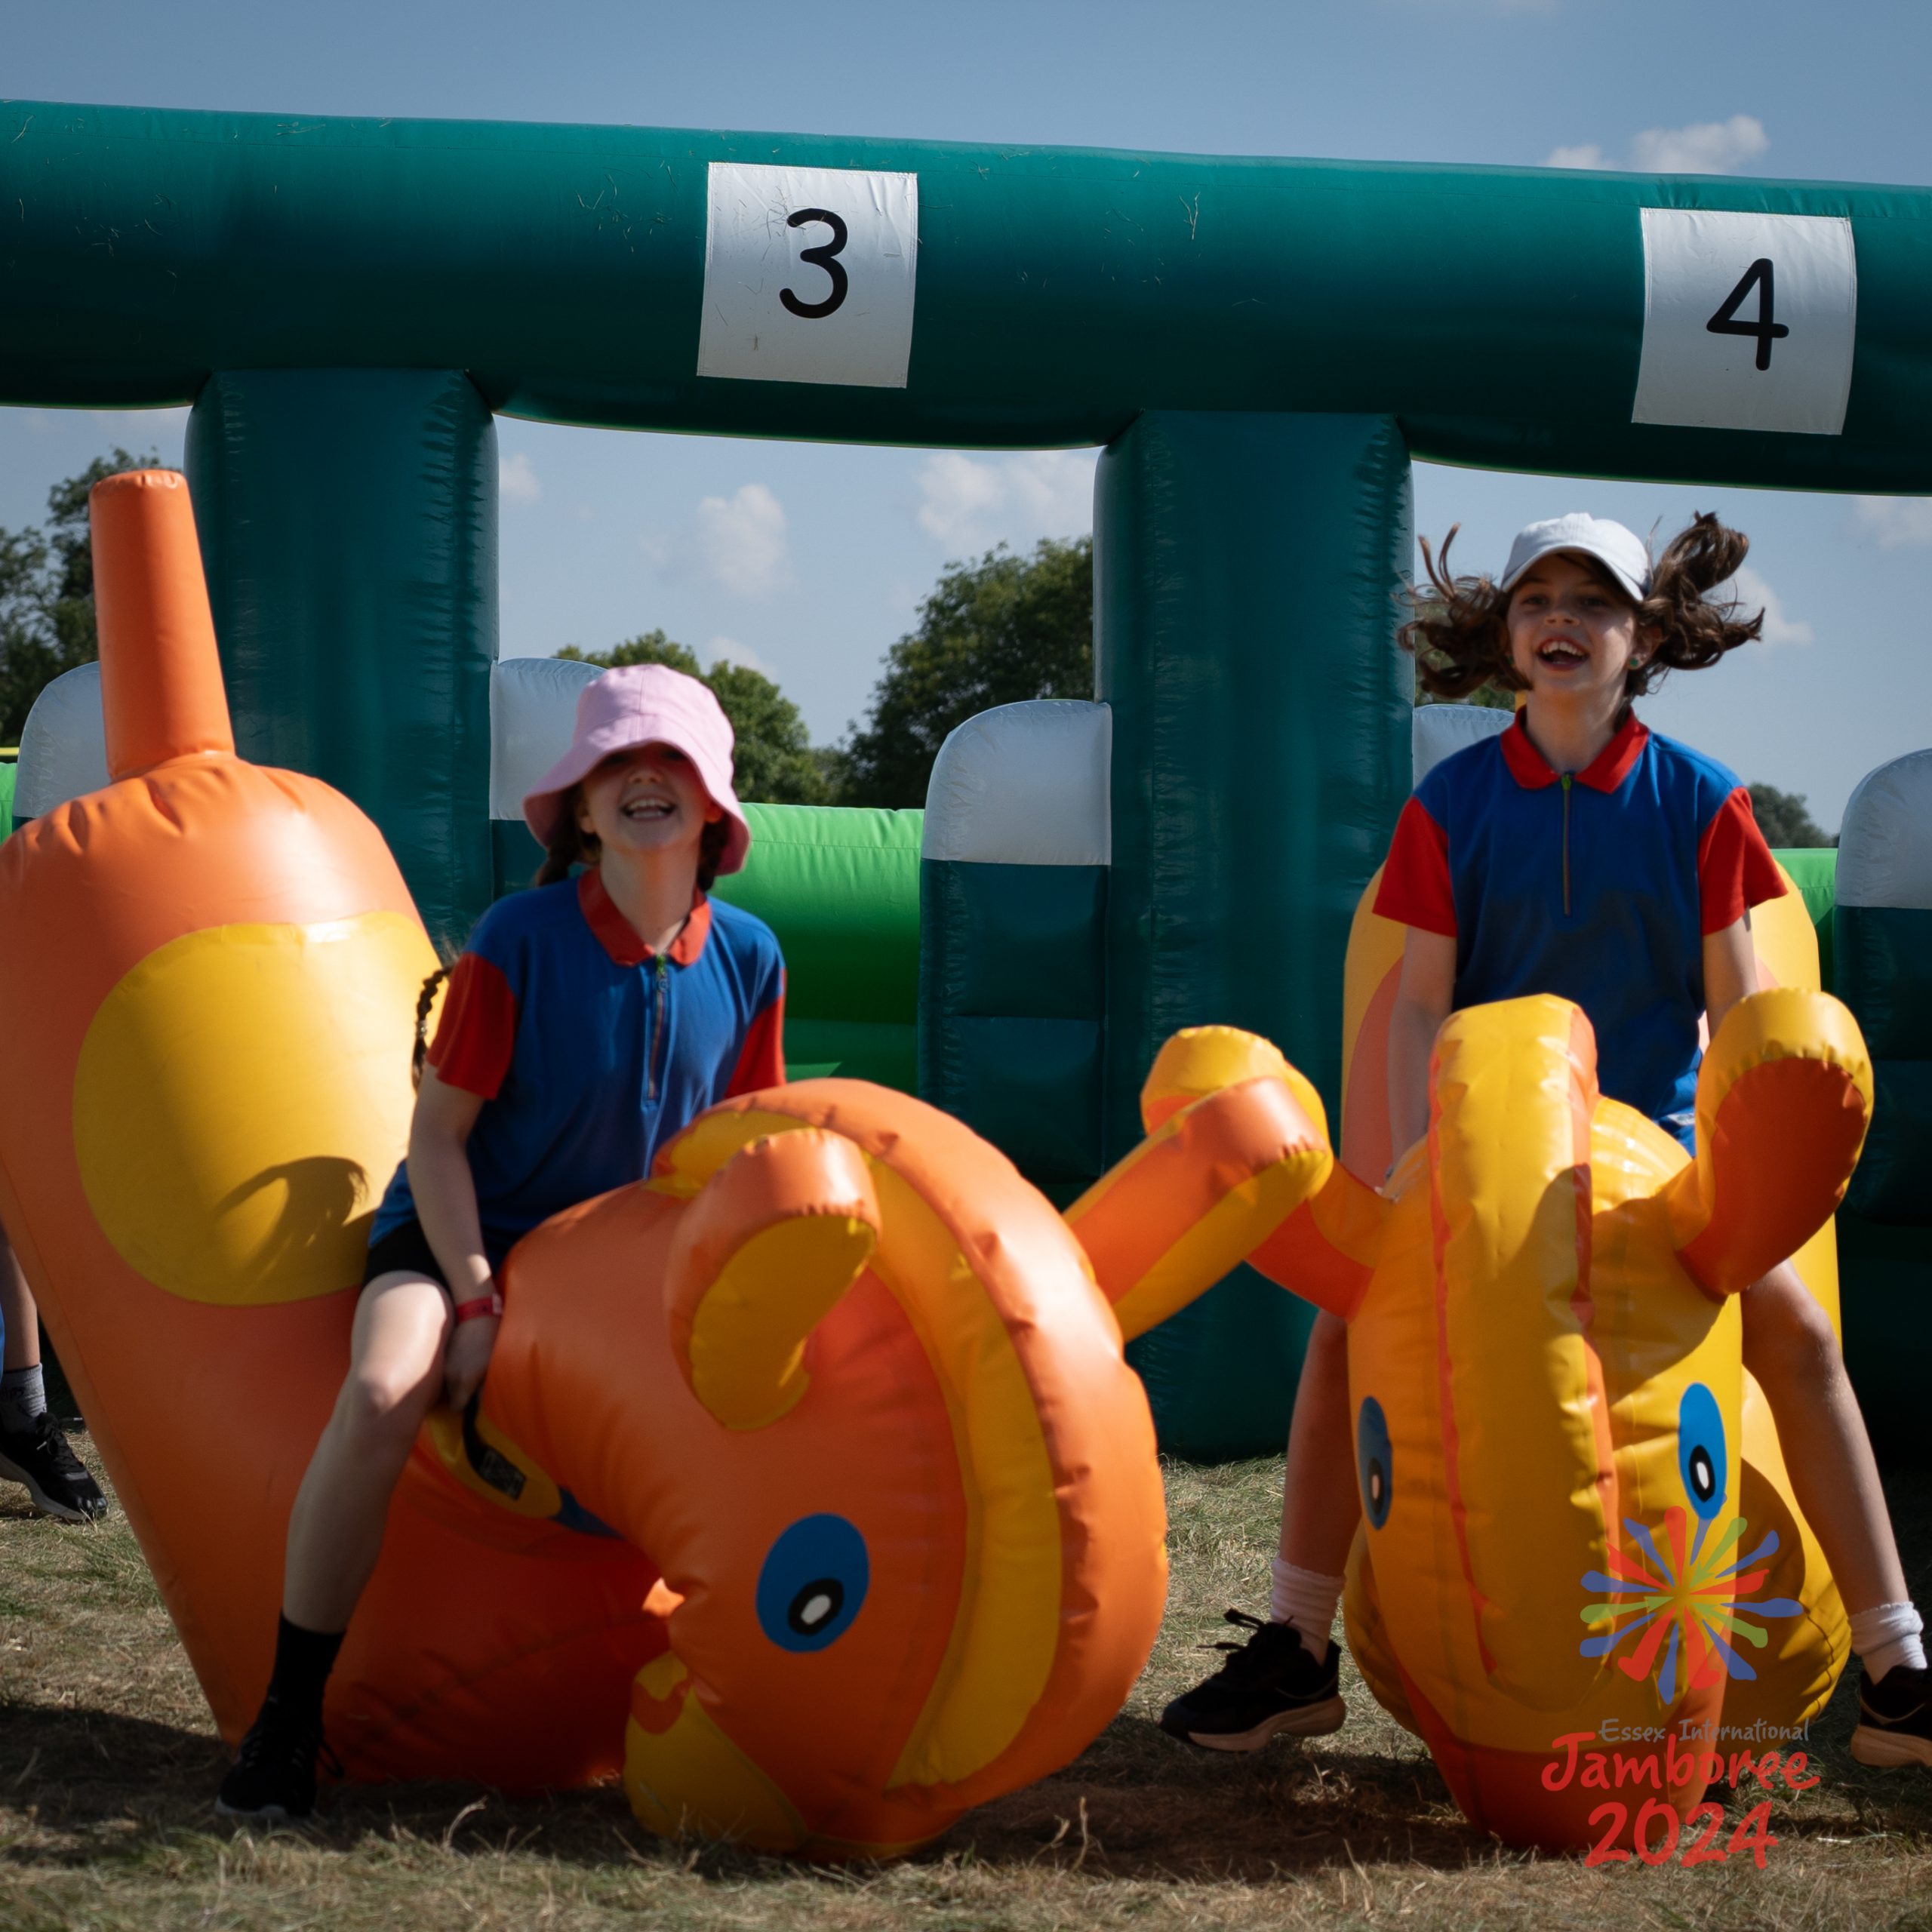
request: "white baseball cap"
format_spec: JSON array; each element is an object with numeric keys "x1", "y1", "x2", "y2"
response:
[{"x1": 1500, "y1": 514, "x2": 1652, "y2": 603}]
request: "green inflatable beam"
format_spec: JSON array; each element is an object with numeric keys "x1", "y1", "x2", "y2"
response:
[{"x1": 3, "y1": 101, "x2": 1930, "y2": 488}]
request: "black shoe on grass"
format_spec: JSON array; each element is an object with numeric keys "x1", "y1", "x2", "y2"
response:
[
  {"x1": 0, "y1": 1412, "x2": 109, "y2": 1523},
  {"x1": 215, "y1": 1705, "x2": 340, "y2": 1822},
  {"x1": 1851, "y1": 1663, "x2": 1932, "y2": 1770},
  {"x1": 1159, "y1": 1609, "x2": 1346, "y2": 1752}
]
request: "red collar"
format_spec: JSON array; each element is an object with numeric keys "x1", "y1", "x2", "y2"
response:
[
  {"x1": 1499, "y1": 709, "x2": 1648, "y2": 794},
  {"x1": 577, "y1": 869, "x2": 711, "y2": 968}
]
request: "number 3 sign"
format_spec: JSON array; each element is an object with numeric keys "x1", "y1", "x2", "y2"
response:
[
  {"x1": 698, "y1": 163, "x2": 919, "y2": 389},
  {"x1": 1633, "y1": 208, "x2": 1857, "y2": 435}
]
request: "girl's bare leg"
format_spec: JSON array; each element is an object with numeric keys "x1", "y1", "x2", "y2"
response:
[
  {"x1": 282, "y1": 1272, "x2": 451, "y2": 1632},
  {"x1": 1279, "y1": 1309, "x2": 1361, "y2": 1570},
  {"x1": 1744, "y1": 1259, "x2": 1907, "y2": 1615}
]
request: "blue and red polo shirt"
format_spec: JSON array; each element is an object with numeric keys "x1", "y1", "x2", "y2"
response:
[
  {"x1": 371, "y1": 870, "x2": 786, "y2": 1263},
  {"x1": 1374, "y1": 710, "x2": 1785, "y2": 1147}
]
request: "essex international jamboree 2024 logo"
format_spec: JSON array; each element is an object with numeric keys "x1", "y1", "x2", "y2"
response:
[
  {"x1": 1540, "y1": 1502, "x2": 1816, "y2": 1869},
  {"x1": 1580, "y1": 1503, "x2": 1804, "y2": 1702}
]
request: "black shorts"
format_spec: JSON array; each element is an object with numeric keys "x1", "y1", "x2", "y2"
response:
[{"x1": 361, "y1": 1219, "x2": 451, "y2": 1294}]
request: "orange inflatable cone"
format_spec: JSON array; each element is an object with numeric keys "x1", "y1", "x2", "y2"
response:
[{"x1": 0, "y1": 472, "x2": 661, "y2": 1786}]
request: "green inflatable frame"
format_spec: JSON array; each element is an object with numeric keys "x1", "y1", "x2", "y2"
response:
[{"x1": 6, "y1": 101, "x2": 1928, "y2": 1454}]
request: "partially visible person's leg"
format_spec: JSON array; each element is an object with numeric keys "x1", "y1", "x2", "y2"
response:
[
  {"x1": 1744, "y1": 1260, "x2": 1929, "y2": 1766},
  {"x1": 1275, "y1": 1311, "x2": 1361, "y2": 1647},
  {"x1": 1160, "y1": 1312, "x2": 1355, "y2": 1751},
  {"x1": 217, "y1": 1271, "x2": 450, "y2": 1819},
  {"x1": 0, "y1": 1225, "x2": 107, "y2": 1523}
]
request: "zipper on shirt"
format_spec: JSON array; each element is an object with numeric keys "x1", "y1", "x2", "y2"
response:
[
  {"x1": 647, "y1": 955, "x2": 669, "y2": 1102},
  {"x1": 1560, "y1": 772, "x2": 1574, "y2": 918}
]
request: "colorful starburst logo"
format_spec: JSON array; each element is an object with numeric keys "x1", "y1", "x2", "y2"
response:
[{"x1": 1579, "y1": 1506, "x2": 1804, "y2": 1706}]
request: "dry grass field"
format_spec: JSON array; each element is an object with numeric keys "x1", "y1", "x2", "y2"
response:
[{"x1": 3, "y1": 1421, "x2": 1929, "y2": 1932}]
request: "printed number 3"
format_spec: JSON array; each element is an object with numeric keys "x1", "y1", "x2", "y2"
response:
[
  {"x1": 1706, "y1": 257, "x2": 1790, "y2": 371},
  {"x1": 780, "y1": 208, "x2": 849, "y2": 319}
]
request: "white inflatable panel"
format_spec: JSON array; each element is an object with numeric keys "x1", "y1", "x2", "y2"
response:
[
  {"x1": 1836, "y1": 748, "x2": 1932, "y2": 909},
  {"x1": 15, "y1": 663, "x2": 109, "y2": 820},
  {"x1": 922, "y1": 700, "x2": 1111, "y2": 866},
  {"x1": 1412, "y1": 701, "x2": 1511, "y2": 786},
  {"x1": 490, "y1": 656, "x2": 601, "y2": 821}
]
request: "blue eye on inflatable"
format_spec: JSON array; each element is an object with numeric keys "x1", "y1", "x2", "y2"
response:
[
  {"x1": 755, "y1": 1513, "x2": 870, "y2": 1653},
  {"x1": 1358, "y1": 1395, "x2": 1393, "y2": 1530},
  {"x1": 1678, "y1": 1383, "x2": 1727, "y2": 1521}
]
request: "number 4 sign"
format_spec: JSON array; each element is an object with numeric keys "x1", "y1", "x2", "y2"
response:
[
  {"x1": 1633, "y1": 208, "x2": 1857, "y2": 435},
  {"x1": 698, "y1": 163, "x2": 919, "y2": 389}
]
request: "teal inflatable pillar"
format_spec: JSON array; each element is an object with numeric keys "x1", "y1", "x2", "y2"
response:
[
  {"x1": 186, "y1": 370, "x2": 497, "y2": 951},
  {"x1": 1097, "y1": 411, "x2": 1412, "y2": 1458}
]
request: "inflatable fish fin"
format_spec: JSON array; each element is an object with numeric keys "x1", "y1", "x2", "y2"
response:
[
  {"x1": 1664, "y1": 988, "x2": 1872, "y2": 1298},
  {"x1": 665, "y1": 1129, "x2": 881, "y2": 1430},
  {"x1": 1247, "y1": 1161, "x2": 1388, "y2": 1321},
  {"x1": 1065, "y1": 1027, "x2": 1333, "y2": 1343}
]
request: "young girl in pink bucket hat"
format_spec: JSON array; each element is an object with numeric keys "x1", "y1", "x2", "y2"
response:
[{"x1": 219, "y1": 664, "x2": 787, "y2": 1820}]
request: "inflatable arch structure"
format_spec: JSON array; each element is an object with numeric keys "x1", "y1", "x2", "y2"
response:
[{"x1": 8, "y1": 103, "x2": 1932, "y2": 1448}]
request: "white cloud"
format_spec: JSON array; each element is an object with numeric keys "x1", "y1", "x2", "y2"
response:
[
  {"x1": 656, "y1": 482, "x2": 790, "y2": 598},
  {"x1": 500, "y1": 451, "x2": 542, "y2": 505},
  {"x1": 915, "y1": 449, "x2": 1098, "y2": 553},
  {"x1": 1726, "y1": 565, "x2": 1813, "y2": 648},
  {"x1": 701, "y1": 635, "x2": 779, "y2": 679},
  {"x1": 1545, "y1": 115, "x2": 1767, "y2": 176},
  {"x1": 1852, "y1": 496, "x2": 1932, "y2": 549},
  {"x1": 1631, "y1": 115, "x2": 1768, "y2": 174}
]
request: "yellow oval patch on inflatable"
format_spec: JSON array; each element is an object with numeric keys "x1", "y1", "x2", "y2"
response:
[{"x1": 74, "y1": 912, "x2": 435, "y2": 1305}]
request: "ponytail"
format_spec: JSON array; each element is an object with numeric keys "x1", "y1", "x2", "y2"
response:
[{"x1": 412, "y1": 966, "x2": 451, "y2": 1091}]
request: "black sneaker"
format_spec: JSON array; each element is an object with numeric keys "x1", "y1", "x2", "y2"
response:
[
  {"x1": 0, "y1": 1412, "x2": 109, "y2": 1523},
  {"x1": 1850, "y1": 1663, "x2": 1932, "y2": 1770},
  {"x1": 215, "y1": 1704, "x2": 340, "y2": 1821},
  {"x1": 1159, "y1": 1609, "x2": 1346, "y2": 1752}
]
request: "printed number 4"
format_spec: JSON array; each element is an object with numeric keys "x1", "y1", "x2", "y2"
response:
[
  {"x1": 1706, "y1": 257, "x2": 1790, "y2": 371},
  {"x1": 780, "y1": 208, "x2": 849, "y2": 320}
]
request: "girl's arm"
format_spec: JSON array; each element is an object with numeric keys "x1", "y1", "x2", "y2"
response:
[
  {"x1": 1702, "y1": 913, "x2": 1760, "y2": 1048},
  {"x1": 1388, "y1": 926, "x2": 1457, "y2": 1170},
  {"x1": 407, "y1": 1066, "x2": 496, "y2": 1408}
]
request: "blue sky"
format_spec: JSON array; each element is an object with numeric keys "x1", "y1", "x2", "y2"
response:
[{"x1": 7, "y1": 0, "x2": 1931, "y2": 828}]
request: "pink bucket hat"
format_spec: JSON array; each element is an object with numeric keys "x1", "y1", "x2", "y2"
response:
[{"x1": 522, "y1": 664, "x2": 751, "y2": 875}]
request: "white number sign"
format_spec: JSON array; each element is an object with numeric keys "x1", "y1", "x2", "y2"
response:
[
  {"x1": 697, "y1": 163, "x2": 918, "y2": 389},
  {"x1": 1632, "y1": 208, "x2": 1857, "y2": 435}
]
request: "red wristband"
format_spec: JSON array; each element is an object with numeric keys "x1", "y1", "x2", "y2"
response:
[{"x1": 453, "y1": 1292, "x2": 503, "y2": 1324}]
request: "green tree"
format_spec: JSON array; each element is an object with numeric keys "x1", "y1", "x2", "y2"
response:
[
  {"x1": 557, "y1": 630, "x2": 834, "y2": 804},
  {"x1": 0, "y1": 448, "x2": 155, "y2": 740},
  {"x1": 1748, "y1": 783, "x2": 1832, "y2": 848},
  {"x1": 840, "y1": 537, "x2": 1094, "y2": 808}
]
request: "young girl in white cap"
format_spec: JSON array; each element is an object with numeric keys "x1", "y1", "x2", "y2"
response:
[
  {"x1": 218, "y1": 663, "x2": 787, "y2": 1820},
  {"x1": 1161, "y1": 510, "x2": 1928, "y2": 1770}
]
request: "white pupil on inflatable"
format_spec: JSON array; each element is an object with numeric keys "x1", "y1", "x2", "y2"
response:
[
  {"x1": 1691, "y1": 1451, "x2": 1714, "y2": 1497},
  {"x1": 800, "y1": 1591, "x2": 833, "y2": 1627},
  {"x1": 1370, "y1": 1469, "x2": 1383, "y2": 1504}
]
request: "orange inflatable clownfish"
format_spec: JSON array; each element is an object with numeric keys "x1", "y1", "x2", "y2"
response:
[{"x1": 0, "y1": 471, "x2": 1340, "y2": 1854}]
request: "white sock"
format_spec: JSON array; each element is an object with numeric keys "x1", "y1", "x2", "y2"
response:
[
  {"x1": 0, "y1": 1363, "x2": 47, "y2": 1435},
  {"x1": 1849, "y1": 1601, "x2": 1927, "y2": 1682},
  {"x1": 1269, "y1": 1556, "x2": 1343, "y2": 1662}
]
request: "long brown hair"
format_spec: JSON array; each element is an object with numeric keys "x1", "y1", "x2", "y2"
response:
[
  {"x1": 533, "y1": 783, "x2": 732, "y2": 891},
  {"x1": 1399, "y1": 512, "x2": 1765, "y2": 705}
]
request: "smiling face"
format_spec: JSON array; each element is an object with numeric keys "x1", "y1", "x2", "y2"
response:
[
  {"x1": 574, "y1": 743, "x2": 721, "y2": 863},
  {"x1": 1505, "y1": 552, "x2": 1653, "y2": 709}
]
